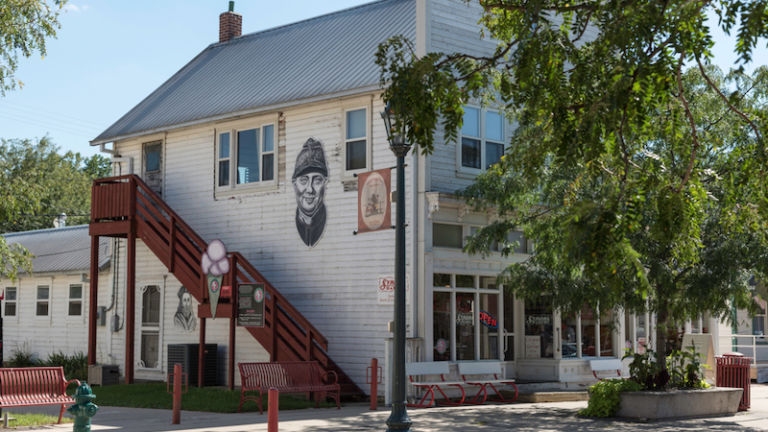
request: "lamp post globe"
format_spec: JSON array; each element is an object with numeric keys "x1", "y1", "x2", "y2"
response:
[{"x1": 381, "y1": 104, "x2": 412, "y2": 432}]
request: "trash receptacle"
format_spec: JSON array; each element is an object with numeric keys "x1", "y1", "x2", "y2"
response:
[{"x1": 716, "y1": 352, "x2": 751, "y2": 411}]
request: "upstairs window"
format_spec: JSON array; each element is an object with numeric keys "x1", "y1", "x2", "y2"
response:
[
  {"x1": 460, "y1": 107, "x2": 506, "y2": 171},
  {"x1": 344, "y1": 108, "x2": 369, "y2": 173},
  {"x1": 217, "y1": 124, "x2": 276, "y2": 188},
  {"x1": 4, "y1": 287, "x2": 16, "y2": 316}
]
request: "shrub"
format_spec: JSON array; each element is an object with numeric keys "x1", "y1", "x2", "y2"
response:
[
  {"x1": 6, "y1": 347, "x2": 36, "y2": 367},
  {"x1": 579, "y1": 379, "x2": 643, "y2": 417},
  {"x1": 44, "y1": 351, "x2": 87, "y2": 382}
]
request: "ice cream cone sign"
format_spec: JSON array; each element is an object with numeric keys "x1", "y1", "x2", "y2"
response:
[{"x1": 201, "y1": 239, "x2": 229, "y2": 319}]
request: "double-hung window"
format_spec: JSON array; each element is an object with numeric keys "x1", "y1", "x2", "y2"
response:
[
  {"x1": 69, "y1": 284, "x2": 82, "y2": 316},
  {"x1": 36, "y1": 285, "x2": 49, "y2": 316},
  {"x1": 217, "y1": 123, "x2": 276, "y2": 188},
  {"x1": 460, "y1": 107, "x2": 506, "y2": 171},
  {"x1": 344, "y1": 107, "x2": 369, "y2": 174},
  {"x1": 4, "y1": 287, "x2": 16, "y2": 316}
]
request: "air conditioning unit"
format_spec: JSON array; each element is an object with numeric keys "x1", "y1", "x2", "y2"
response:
[
  {"x1": 88, "y1": 364, "x2": 120, "y2": 386},
  {"x1": 167, "y1": 344, "x2": 218, "y2": 386}
]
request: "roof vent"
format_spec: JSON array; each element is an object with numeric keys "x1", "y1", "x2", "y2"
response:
[{"x1": 219, "y1": 1, "x2": 242, "y2": 43}]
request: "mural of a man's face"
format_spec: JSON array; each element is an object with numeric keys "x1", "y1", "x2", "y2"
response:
[
  {"x1": 181, "y1": 292, "x2": 192, "y2": 315},
  {"x1": 293, "y1": 172, "x2": 327, "y2": 215}
]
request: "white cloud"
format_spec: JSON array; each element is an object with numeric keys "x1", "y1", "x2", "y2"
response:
[{"x1": 63, "y1": 3, "x2": 89, "y2": 13}]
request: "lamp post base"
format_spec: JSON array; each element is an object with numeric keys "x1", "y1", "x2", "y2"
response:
[{"x1": 386, "y1": 401, "x2": 412, "y2": 431}]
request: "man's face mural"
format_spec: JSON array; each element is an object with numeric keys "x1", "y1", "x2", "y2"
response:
[
  {"x1": 292, "y1": 138, "x2": 329, "y2": 247},
  {"x1": 293, "y1": 172, "x2": 327, "y2": 215},
  {"x1": 181, "y1": 292, "x2": 192, "y2": 315}
]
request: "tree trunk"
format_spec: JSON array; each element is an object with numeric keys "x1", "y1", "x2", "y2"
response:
[{"x1": 655, "y1": 304, "x2": 668, "y2": 371}]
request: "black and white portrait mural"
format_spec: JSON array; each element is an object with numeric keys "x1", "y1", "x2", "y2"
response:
[
  {"x1": 174, "y1": 286, "x2": 196, "y2": 331},
  {"x1": 292, "y1": 138, "x2": 329, "y2": 247}
]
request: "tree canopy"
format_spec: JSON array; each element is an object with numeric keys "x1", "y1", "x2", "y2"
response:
[
  {"x1": 377, "y1": 0, "x2": 768, "y2": 365},
  {"x1": 0, "y1": 0, "x2": 66, "y2": 95},
  {"x1": 0, "y1": 138, "x2": 110, "y2": 280}
]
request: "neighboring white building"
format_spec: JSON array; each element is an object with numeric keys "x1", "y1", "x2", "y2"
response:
[
  {"x1": 78, "y1": 0, "x2": 761, "y2": 396},
  {"x1": 1, "y1": 226, "x2": 110, "y2": 362}
]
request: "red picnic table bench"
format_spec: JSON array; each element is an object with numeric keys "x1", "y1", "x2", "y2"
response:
[
  {"x1": 237, "y1": 361, "x2": 341, "y2": 414},
  {"x1": 0, "y1": 366, "x2": 81, "y2": 423}
]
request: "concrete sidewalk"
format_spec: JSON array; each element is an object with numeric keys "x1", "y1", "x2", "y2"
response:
[{"x1": 21, "y1": 384, "x2": 768, "y2": 431}]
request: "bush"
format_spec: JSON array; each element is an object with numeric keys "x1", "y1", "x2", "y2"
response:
[
  {"x1": 5, "y1": 349, "x2": 87, "y2": 382},
  {"x1": 579, "y1": 379, "x2": 643, "y2": 417}
]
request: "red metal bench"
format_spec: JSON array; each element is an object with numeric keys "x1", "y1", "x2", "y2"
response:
[
  {"x1": 238, "y1": 361, "x2": 341, "y2": 414},
  {"x1": 0, "y1": 366, "x2": 81, "y2": 423}
]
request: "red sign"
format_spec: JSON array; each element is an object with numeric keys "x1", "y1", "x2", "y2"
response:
[
  {"x1": 357, "y1": 169, "x2": 391, "y2": 234},
  {"x1": 221, "y1": 285, "x2": 231, "y2": 299},
  {"x1": 479, "y1": 310, "x2": 498, "y2": 329}
]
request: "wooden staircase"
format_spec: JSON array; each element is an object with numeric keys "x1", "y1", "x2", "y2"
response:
[{"x1": 89, "y1": 175, "x2": 362, "y2": 396}]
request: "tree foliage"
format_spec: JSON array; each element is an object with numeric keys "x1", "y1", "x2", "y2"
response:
[
  {"x1": 0, "y1": 0, "x2": 66, "y2": 95},
  {"x1": 0, "y1": 138, "x2": 110, "y2": 280},
  {"x1": 377, "y1": 0, "x2": 768, "y2": 366}
]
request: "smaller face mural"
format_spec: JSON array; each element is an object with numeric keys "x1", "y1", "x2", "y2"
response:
[
  {"x1": 292, "y1": 138, "x2": 329, "y2": 247},
  {"x1": 174, "y1": 286, "x2": 196, "y2": 332}
]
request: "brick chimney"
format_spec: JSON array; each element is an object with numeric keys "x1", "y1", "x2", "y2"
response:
[{"x1": 219, "y1": 1, "x2": 242, "y2": 43}]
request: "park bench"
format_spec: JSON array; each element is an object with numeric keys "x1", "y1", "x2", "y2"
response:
[
  {"x1": 458, "y1": 362, "x2": 518, "y2": 404},
  {"x1": 589, "y1": 359, "x2": 623, "y2": 380},
  {"x1": 0, "y1": 366, "x2": 81, "y2": 424},
  {"x1": 406, "y1": 362, "x2": 465, "y2": 408},
  {"x1": 237, "y1": 361, "x2": 340, "y2": 414}
]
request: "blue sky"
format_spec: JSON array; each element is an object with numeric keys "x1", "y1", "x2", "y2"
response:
[{"x1": 0, "y1": 1, "x2": 765, "y2": 158}]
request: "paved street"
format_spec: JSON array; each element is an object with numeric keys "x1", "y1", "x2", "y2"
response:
[{"x1": 20, "y1": 384, "x2": 768, "y2": 431}]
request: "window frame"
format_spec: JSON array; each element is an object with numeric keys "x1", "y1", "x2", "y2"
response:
[
  {"x1": 215, "y1": 116, "x2": 278, "y2": 193},
  {"x1": 36, "y1": 285, "x2": 50, "y2": 317},
  {"x1": 4, "y1": 287, "x2": 17, "y2": 317},
  {"x1": 68, "y1": 284, "x2": 83, "y2": 317},
  {"x1": 138, "y1": 285, "x2": 162, "y2": 370},
  {"x1": 457, "y1": 105, "x2": 508, "y2": 175},
  {"x1": 430, "y1": 273, "x2": 507, "y2": 362},
  {"x1": 342, "y1": 106, "x2": 371, "y2": 176}
]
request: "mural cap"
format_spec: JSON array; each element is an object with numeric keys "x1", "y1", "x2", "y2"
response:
[{"x1": 293, "y1": 138, "x2": 328, "y2": 179}]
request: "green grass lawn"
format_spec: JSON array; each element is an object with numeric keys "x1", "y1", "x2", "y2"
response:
[
  {"x1": 5, "y1": 412, "x2": 73, "y2": 427},
  {"x1": 91, "y1": 382, "x2": 335, "y2": 413}
]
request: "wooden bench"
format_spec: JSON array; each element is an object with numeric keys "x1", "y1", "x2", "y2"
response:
[
  {"x1": 458, "y1": 362, "x2": 518, "y2": 404},
  {"x1": 589, "y1": 359, "x2": 623, "y2": 380},
  {"x1": 406, "y1": 362, "x2": 465, "y2": 408},
  {"x1": 237, "y1": 361, "x2": 340, "y2": 414},
  {"x1": 0, "y1": 366, "x2": 81, "y2": 424}
]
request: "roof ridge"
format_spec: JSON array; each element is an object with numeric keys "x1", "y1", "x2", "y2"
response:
[
  {"x1": 213, "y1": 0, "x2": 399, "y2": 46},
  {"x1": 2, "y1": 224, "x2": 89, "y2": 237}
]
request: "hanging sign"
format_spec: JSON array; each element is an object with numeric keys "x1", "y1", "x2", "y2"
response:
[
  {"x1": 237, "y1": 283, "x2": 265, "y2": 327},
  {"x1": 357, "y1": 168, "x2": 391, "y2": 234},
  {"x1": 201, "y1": 239, "x2": 229, "y2": 319}
]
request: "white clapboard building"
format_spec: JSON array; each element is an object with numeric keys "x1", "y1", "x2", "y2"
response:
[{"x1": 73, "y1": 0, "x2": 746, "y2": 396}]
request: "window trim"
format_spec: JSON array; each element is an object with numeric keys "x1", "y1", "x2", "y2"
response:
[
  {"x1": 138, "y1": 285, "x2": 162, "y2": 370},
  {"x1": 35, "y1": 285, "x2": 50, "y2": 317},
  {"x1": 342, "y1": 105, "x2": 372, "y2": 176},
  {"x1": 215, "y1": 115, "x2": 279, "y2": 194},
  {"x1": 4, "y1": 286, "x2": 17, "y2": 317},
  {"x1": 68, "y1": 283, "x2": 83, "y2": 317},
  {"x1": 456, "y1": 105, "x2": 508, "y2": 176}
]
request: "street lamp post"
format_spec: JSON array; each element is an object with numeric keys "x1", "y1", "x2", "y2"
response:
[{"x1": 381, "y1": 104, "x2": 412, "y2": 432}]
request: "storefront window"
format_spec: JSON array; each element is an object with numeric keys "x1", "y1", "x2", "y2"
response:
[
  {"x1": 525, "y1": 298, "x2": 553, "y2": 358},
  {"x1": 503, "y1": 288, "x2": 515, "y2": 360},
  {"x1": 479, "y1": 293, "x2": 499, "y2": 359},
  {"x1": 432, "y1": 273, "x2": 508, "y2": 362},
  {"x1": 433, "y1": 291, "x2": 451, "y2": 361},
  {"x1": 562, "y1": 313, "x2": 578, "y2": 358},
  {"x1": 600, "y1": 309, "x2": 614, "y2": 357},
  {"x1": 456, "y1": 292, "x2": 475, "y2": 360}
]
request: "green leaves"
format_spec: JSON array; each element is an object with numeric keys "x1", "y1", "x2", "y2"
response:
[{"x1": 0, "y1": 0, "x2": 66, "y2": 95}]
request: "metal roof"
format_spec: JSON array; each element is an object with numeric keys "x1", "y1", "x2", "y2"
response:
[
  {"x1": 3, "y1": 225, "x2": 110, "y2": 274},
  {"x1": 92, "y1": 0, "x2": 416, "y2": 145}
]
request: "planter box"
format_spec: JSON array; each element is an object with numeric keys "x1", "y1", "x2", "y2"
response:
[{"x1": 617, "y1": 387, "x2": 743, "y2": 420}]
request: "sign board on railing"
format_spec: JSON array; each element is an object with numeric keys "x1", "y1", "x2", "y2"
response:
[
  {"x1": 237, "y1": 283, "x2": 265, "y2": 327},
  {"x1": 681, "y1": 333, "x2": 715, "y2": 382}
]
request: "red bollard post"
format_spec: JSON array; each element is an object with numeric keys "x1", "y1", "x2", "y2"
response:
[
  {"x1": 368, "y1": 358, "x2": 379, "y2": 410},
  {"x1": 172, "y1": 363, "x2": 182, "y2": 424},
  {"x1": 268, "y1": 387, "x2": 279, "y2": 432}
]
